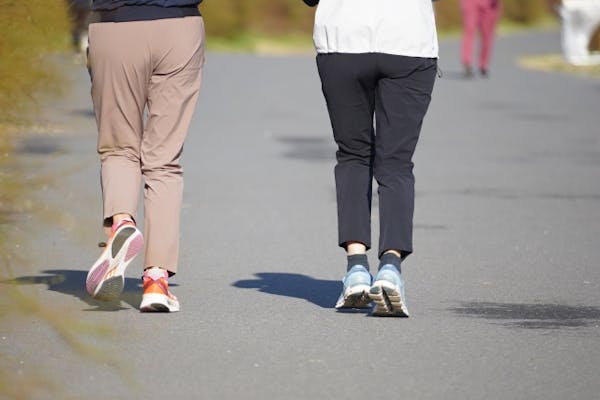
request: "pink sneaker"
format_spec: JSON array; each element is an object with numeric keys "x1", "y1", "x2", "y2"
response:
[{"x1": 86, "y1": 219, "x2": 143, "y2": 301}]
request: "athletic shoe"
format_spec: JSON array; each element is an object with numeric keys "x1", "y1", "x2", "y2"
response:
[
  {"x1": 335, "y1": 264, "x2": 372, "y2": 309},
  {"x1": 140, "y1": 267, "x2": 180, "y2": 312},
  {"x1": 369, "y1": 265, "x2": 409, "y2": 317},
  {"x1": 86, "y1": 219, "x2": 143, "y2": 301}
]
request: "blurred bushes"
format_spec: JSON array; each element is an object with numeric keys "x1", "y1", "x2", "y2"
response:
[
  {"x1": 0, "y1": 0, "x2": 556, "y2": 127},
  {"x1": 200, "y1": 0, "x2": 314, "y2": 37},
  {"x1": 434, "y1": 0, "x2": 464, "y2": 31},
  {"x1": 200, "y1": 0, "x2": 552, "y2": 37},
  {"x1": 0, "y1": 0, "x2": 70, "y2": 127},
  {"x1": 501, "y1": 0, "x2": 552, "y2": 24},
  {"x1": 435, "y1": 0, "x2": 552, "y2": 30}
]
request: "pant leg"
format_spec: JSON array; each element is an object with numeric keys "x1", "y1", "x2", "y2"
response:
[
  {"x1": 88, "y1": 21, "x2": 151, "y2": 227},
  {"x1": 460, "y1": 0, "x2": 478, "y2": 67},
  {"x1": 374, "y1": 55, "x2": 437, "y2": 258},
  {"x1": 316, "y1": 53, "x2": 378, "y2": 251},
  {"x1": 479, "y1": 0, "x2": 501, "y2": 70},
  {"x1": 141, "y1": 16, "x2": 205, "y2": 274}
]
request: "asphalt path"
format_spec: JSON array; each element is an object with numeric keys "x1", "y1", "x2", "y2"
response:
[{"x1": 3, "y1": 29, "x2": 600, "y2": 399}]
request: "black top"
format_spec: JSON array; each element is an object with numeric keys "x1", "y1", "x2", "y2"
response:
[
  {"x1": 91, "y1": 0, "x2": 202, "y2": 22},
  {"x1": 92, "y1": 0, "x2": 201, "y2": 10}
]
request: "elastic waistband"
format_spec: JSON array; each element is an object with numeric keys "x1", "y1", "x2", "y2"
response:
[{"x1": 91, "y1": 5, "x2": 200, "y2": 23}]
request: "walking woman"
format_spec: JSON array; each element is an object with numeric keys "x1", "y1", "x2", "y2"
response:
[
  {"x1": 302, "y1": 0, "x2": 439, "y2": 316},
  {"x1": 85, "y1": 0, "x2": 205, "y2": 312},
  {"x1": 460, "y1": 0, "x2": 502, "y2": 77}
]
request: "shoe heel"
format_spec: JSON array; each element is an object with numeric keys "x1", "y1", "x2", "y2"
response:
[
  {"x1": 140, "y1": 293, "x2": 174, "y2": 312},
  {"x1": 93, "y1": 276, "x2": 124, "y2": 301},
  {"x1": 369, "y1": 283, "x2": 409, "y2": 317}
]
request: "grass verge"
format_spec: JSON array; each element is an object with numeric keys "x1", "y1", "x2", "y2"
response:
[
  {"x1": 0, "y1": 3, "x2": 133, "y2": 397},
  {"x1": 0, "y1": 136, "x2": 133, "y2": 398},
  {"x1": 519, "y1": 53, "x2": 600, "y2": 79}
]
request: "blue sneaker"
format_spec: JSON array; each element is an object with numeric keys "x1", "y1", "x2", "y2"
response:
[
  {"x1": 335, "y1": 265, "x2": 372, "y2": 309},
  {"x1": 369, "y1": 265, "x2": 409, "y2": 317}
]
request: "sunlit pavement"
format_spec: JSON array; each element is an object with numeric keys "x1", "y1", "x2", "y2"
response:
[{"x1": 5, "y1": 29, "x2": 600, "y2": 399}]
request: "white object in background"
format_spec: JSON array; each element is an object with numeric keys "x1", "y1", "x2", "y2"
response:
[{"x1": 560, "y1": 0, "x2": 600, "y2": 65}]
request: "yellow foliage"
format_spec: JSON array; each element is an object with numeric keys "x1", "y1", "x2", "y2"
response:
[
  {"x1": 0, "y1": 0, "x2": 70, "y2": 125},
  {"x1": 200, "y1": 0, "x2": 552, "y2": 37},
  {"x1": 435, "y1": 0, "x2": 552, "y2": 30},
  {"x1": 200, "y1": 0, "x2": 314, "y2": 37}
]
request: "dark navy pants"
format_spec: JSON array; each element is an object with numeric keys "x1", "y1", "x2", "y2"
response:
[{"x1": 316, "y1": 53, "x2": 437, "y2": 258}]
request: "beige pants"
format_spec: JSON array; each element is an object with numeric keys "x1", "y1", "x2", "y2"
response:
[{"x1": 88, "y1": 16, "x2": 205, "y2": 274}]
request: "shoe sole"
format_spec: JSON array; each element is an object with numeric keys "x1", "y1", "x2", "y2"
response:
[
  {"x1": 140, "y1": 293, "x2": 180, "y2": 313},
  {"x1": 369, "y1": 280, "x2": 409, "y2": 317},
  {"x1": 335, "y1": 284, "x2": 371, "y2": 309},
  {"x1": 86, "y1": 227, "x2": 143, "y2": 301}
]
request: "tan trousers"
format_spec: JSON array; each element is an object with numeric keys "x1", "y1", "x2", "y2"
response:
[{"x1": 88, "y1": 16, "x2": 205, "y2": 274}]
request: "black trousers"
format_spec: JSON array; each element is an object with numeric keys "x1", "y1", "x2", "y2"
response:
[{"x1": 316, "y1": 53, "x2": 437, "y2": 258}]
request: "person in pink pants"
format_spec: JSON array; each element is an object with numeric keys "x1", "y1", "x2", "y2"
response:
[{"x1": 460, "y1": 0, "x2": 502, "y2": 77}]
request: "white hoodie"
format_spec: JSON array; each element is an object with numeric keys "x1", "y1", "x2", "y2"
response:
[{"x1": 313, "y1": 0, "x2": 439, "y2": 58}]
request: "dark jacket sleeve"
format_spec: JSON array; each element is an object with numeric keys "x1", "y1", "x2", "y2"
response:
[{"x1": 303, "y1": 0, "x2": 318, "y2": 6}]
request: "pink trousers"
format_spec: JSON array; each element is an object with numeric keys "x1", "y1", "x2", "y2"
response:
[{"x1": 460, "y1": 0, "x2": 502, "y2": 71}]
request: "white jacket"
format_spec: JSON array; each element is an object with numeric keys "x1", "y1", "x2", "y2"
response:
[{"x1": 313, "y1": 0, "x2": 439, "y2": 58}]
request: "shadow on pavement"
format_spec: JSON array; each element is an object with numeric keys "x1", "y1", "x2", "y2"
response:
[
  {"x1": 276, "y1": 136, "x2": 335, "y2": 162},
  {"x1": 232, "y1": 272, "x2": 341, "y2": 309},
  {"x1": 438, "y1": 69, "x2": 473, "y2": 81},
  {"x1": 449, "y1": 301, "x2": 600, "y2": 330},
  {"x1": 15, "y1": 137, "x2": 63, "y2": 155},
  {"x1": 2, "y1": 269, "x2": 144, "y2": 311},
  {"x1": 69, "y1": 108, "x2": 95, "y2": 118}
]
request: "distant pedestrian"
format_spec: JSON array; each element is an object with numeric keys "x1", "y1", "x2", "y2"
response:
[
  {"x1": 85, "y1": 0, "x2": 205, "y2": 312},
  {"x1": 303, "y1": 0, "x2": 438, "y2": 316},
  {"x1": 65, "y1": 0, "x2": 90, "y2": 53},
  {"x1": 460, "y1": 0, "x2": 502, "y2": 77}
]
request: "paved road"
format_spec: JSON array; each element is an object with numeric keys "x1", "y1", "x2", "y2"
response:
[{"x1": 3, "y1": 30, "x2": 600, "y2": 399}]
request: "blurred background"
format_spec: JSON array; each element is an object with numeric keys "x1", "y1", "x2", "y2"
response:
[
  {"x1": 1, "y1": 2, "x2": 599, "y2": 398},
  {"x1": 200, "y1": 0, "x2": 554, "y2": 36},
  {"x1": 0, "y1": 0, "x2": 568, "y2": 131}
]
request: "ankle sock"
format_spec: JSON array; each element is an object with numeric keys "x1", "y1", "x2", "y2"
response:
[
  {"x1": 347, "y1": 254, "x2": 369, "y2": 272},
  {"x1": 144, "y1": 267, "x2": 168, "y2": 280},
  {"x1": 112, "y1": 217, "x2": 134, "y2": 232},
  {"x1": 379, "y1": 253, "x2": 401, "y2": 273}
]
